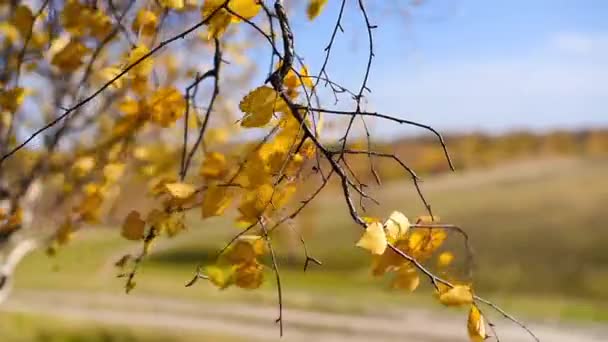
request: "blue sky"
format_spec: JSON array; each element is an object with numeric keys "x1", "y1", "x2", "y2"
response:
[{"x1": 291, "y1": 0, "x2": 608, "y2": 135}]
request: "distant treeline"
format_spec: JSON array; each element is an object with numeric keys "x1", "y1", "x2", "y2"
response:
[{"x1": 342, "y1": 129, "x2": 608, "y2": 181}]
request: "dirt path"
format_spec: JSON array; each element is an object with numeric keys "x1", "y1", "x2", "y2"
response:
[{"x1": 2, "y1": 290, "x2": 606, "y2": 342}]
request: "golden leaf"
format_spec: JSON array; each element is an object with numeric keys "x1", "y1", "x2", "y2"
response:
[
  {"x1": 234, "y1": 261, "x2": 264, "y2": 289},
  {"x1": 202, "y1": 185, "x2": 233, "y2": 218},
  {"x1": 356, "y1": 221, "x2": 388, "y2": 255},
  {"x1": 307, "y1": 0, "x2": 328, "y2": 20},
  {"x1": 239, "y1": 86, "x2": 287, "y2": 128},
  {"x1": 164, "y1": 182, "x2": 196, "y2": 199},
  {"x1": 468, "y1": 305, "x2": 488, "y2": 342},
  {"x1": 200, "y1": 152, "x2": 227, "y2": 179},
  {"x1": 228, "y1": 0, "x2": 261, "y2": 21},
  {"x1": 392, "y1": 266, "x2": 419, "y2": 292},
  {"x1": 438, "y1": 285, "x2": 474, "y2": 307},
  {"x1": 121, "y1": 210, "x2": 145, "y2": 240},
  {"x1": 51, "y1": 40, "x2": 89, "y2": 72},
  {"x1": 159, "y1": 0, "x2": 184, "y2": 9},
  {"x1": 149, "y1": 87, "x2": 186, "y2": 127},
  {"x1": 132, "y1": 9, "x2": 158, "y2": 36}
]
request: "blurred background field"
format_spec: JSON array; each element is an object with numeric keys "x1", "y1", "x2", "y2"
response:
[{"x1": 4, "y1": 130, "x2": 608, "y2": 340}]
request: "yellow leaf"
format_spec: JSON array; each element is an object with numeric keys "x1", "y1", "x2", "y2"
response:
[
  {"x1": 225, "y1": 235, "x2": 266, "y2": 264},
  {"x1": 202, "y1": 185, "x2": 233, "y2": 218},
  {"x1": 392, "y1": 266, "x2": 419, "y2": 292},
  {"x1": 132, "y1": 9, "x2": 158, "y2": 36},
  {"x1": 438, "y1": 285, "x2": 474, "y2": 307},
  {"x1": 122, "y1": 210, "x2": 145, "y2": 240},
  {"x1": 51, "y1": 40, "x2": 89, "y2": 72},
  {"x1": 149, "y1": 87, "x2": 186, "y2": 127},
  {"x1": 88, "y1": 9, "x2": 112, "y2": 40},
  {"x1": 201, "y1": 0, "x2": 232, "y2": 39},
  {"x1": 468, "y1": 305, "x2": 488, "y2": 342},
  {"x1": 239, "y1": 86, "x2": 287, "y2": 128},
  {"x1": 94, "y1": 66, "x2": 124, "y2": 89},
  {"x1": 356, "y1": 221, "x2": 387, "y2": 255},
  {"x1": 237, "y1": 183, "x2": 273, "y2": 222},
  {"x1": 384, "y1": 211, "x2": 410, "y2": 243},
  {"x1": 307, "y1": 0, "x2": 328, "y2": 20},
  {"x1": 228, "y1": 0, "x2": 261, "y2": 21},
  {"x1": 234, "y1": 261, "x2": 264, "y2": 289},
  {"x1": 204, "y1": 265, "x2": 234, "y2": 289},
  {"x1": 437, "y1": 251, "x2": 454, "y2": 267},
  {"x1": 127, "y1": 45, "x2": 153, "y2": 77},
  {"x1": 160, "y1": 0, "x2": 184, "y2": 9},
  {"x1": 200, "y1": 152, "x2": 227, "y2": 179},
  {"x1": 164, "y1": 182, "x2": 196, "y2": 199},
  {"x1": 0, "y1": 87, "x2": 26, "y2": 113}
]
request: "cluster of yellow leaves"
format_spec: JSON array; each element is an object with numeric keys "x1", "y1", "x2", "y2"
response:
[
  {"x1": 204, "y1": 235, "x2": 267, "y2": 290},
  {"x1": 61, "y1": 0, "x2": 112, "y2": 39},
  {"x1": 117, "y1": 86, "x2": 186, "y2": 131},
  {"x1": 51, "y1": 39, "x2": 90, "y2": 72},
  {"x1": 133, "y1": 9, "x2": 159, "y2": 37},
  {"x1": 357, "y1": 213, "x2": 487, "y2": 341},
  {"x1": 201, "y1": 0, "x2": 261, "y2": 40}
]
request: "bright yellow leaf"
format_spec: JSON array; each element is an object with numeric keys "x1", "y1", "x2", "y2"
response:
[
  {"x1": 51, "y1": 40, "x2": 89, "y2": 72},
  {"x1": 202, "y1": 185, "x2": 233, "y2": 218},
  {"x1": 122, "y1": 210, "x2": 145, "y2": 240},
  {"x1": 200, "y1": 152, "x2": 227, "y2": 179},
  {"x1": 164, "y1": 182, "x2": 196, "y2": 199},
  {"x1": 356, "y1": 221, "x2": 388, "y2": 255},
  {"x1": 159, "y1": 0, "x2": 184, "y2": 9},
  {"x1": 438, "y1": 284, "x2": 474, "y2": 307},
  {"x1": 468, "y1": 305, "x2": 488, "y2": 342},
  {"x1": 149, "y1": 87, "x2": 186, "y2": 127},
  {"x1": 132, "y1": 9, "x2": 158, "y2": 36},
  {"x1": 228, "y1": 0, "x2": 261, "y2": 21},
  {"x1": 239, "y1": 86, "x2": 287, "y2": 128}
]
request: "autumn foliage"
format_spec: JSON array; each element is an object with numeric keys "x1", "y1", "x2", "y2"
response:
[{"x1": 0, "y1": 1, "x2": 542, "y2": 341}]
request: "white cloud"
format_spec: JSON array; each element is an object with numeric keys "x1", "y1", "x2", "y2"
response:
[
  {"x1": 365, "y1": 32, "x2": 608, "y2": 134},
  {"x1": 550, "y1": 31, "x2": 608, "y2": 56}
]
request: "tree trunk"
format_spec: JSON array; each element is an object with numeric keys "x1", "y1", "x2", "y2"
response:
[{"x1": 0, "y1": 239, "x2": 38, "y2": 304}]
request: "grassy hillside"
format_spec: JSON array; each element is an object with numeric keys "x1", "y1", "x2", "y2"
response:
[{"x1": 12, "y1": 157, "x2": 608, "y2": 322}]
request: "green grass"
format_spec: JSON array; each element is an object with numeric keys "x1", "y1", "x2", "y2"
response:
[
  {"x1": 0, "y1": 312, "x2": 243, "y2": 342},
  {"x1": 11, "y1": 157, "x2": 608, "y2": 323}
]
